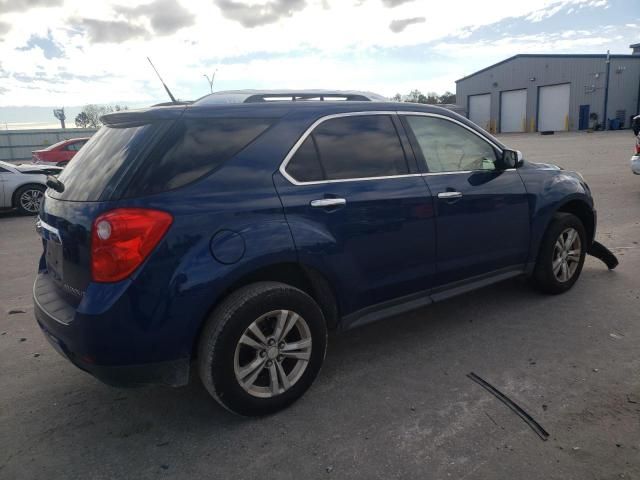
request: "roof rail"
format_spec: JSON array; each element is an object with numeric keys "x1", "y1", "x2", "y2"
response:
[
  {"x1": 194, "y1": 89, "x2": 388, "y2": 105},
  {"x1": 151, "y1": 100, "x2": 193, "y2": 107}
]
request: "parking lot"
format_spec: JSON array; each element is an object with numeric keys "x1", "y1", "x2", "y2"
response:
[{"x1": 0, "y1": 130, "x2": 638, "y2": 479}]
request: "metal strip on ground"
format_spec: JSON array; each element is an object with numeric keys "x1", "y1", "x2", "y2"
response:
[{"x1": 468, "y1": 372, "x2": 550, "y2": 441}]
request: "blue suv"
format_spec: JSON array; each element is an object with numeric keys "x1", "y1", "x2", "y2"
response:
[{"x1": 34, "y1": 90, "x2": 599, "y2": 415}]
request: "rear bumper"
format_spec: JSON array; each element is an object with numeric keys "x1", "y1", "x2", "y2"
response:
[
  {"x1": 33, "y1": 273, "x2": 190, "y2": 387},
  {"x1": 631, "y1": 155, "x2": 640, "y2": 175}
]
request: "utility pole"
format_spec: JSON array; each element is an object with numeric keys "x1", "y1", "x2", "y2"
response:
[
  {"x1": 602, "y1": 50, "x2": 611, "y2": 130},
  {"x1": 53, "y1": 108, "x2": 66, "y2": 129},
  {"x1": 204, "y1": 69, "x2": 217, "y2": 94}
]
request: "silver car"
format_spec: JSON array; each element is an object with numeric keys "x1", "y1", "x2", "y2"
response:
[{"x1": 0, "y1": 161, "x2": 62, "y2": 215}]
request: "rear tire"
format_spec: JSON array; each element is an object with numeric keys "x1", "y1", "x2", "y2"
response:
[
  {"x1": 14, "y1": 184, "x2": 45, "y2": 216},
  {"x1": 198, "y1": 281, "x2": 327, "y2": 416},
  {"x1": 531, "y1": 213, "x2": 586, "y2": 294}
]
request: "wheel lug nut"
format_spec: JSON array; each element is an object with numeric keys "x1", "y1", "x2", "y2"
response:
[
  {"x1": 259, "y1": 350, "x2": 266, "y2": 357},
  {"x1": 268, "y1": 338, "x2": 275, "y2": 346},
  {"x1": 277, "y1": 355, "x2": 283, "y2": 362},
  {"x1": 279, "y1": 342, "x2": 285, "y2": 349},
  {"x1": 267, "y1": 360, "x2": 273, "y2": 367}
]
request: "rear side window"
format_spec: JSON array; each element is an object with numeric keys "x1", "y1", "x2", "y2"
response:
[
  {"x1": 285, "y1": 136, "x2": 324, "y2": 183},
  {"x1": 64, "y1": 142, "x2": 83, "y2": 151},
  {"x1": 285, "y1": 115, "x2": 408, "y2": 182},
  {"x1": 123, "y1": 118, "x2": 273, "y2": 197}
]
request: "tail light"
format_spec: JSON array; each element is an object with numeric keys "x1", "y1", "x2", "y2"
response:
[
  {"x1": 635, "y1": 143, "x2": 640, "y2": 155},
  {"x1": 91, "y1": 208, "x2": 173, "y2": 283}
]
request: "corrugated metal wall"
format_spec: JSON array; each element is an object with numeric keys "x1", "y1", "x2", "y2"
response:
[
  {"x1": 456, "y1": 55, "x2": 640, "y2": 133},
  {"x1": 0, "y1": 128, "x2": 98, "y2": 163}
]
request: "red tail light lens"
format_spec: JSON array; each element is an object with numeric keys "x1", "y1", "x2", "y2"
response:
[
  {"x1": 91, "y1": 208, "x2": 173, "y2": 283},
  {"x1": 636, "y1": 143, "x2": 640, "y2": 154}
]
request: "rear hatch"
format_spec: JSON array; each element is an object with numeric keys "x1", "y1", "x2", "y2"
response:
[
  {"x1": 38, "y1": 105, "x2": 278, "y2": 306},
  {"x1": 39, "y1": 107, "x2": 184, "y2": 306}
]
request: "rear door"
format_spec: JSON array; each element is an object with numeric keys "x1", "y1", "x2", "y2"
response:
[
  {"x1": 61, "y1": 142, "x2": 79, "y2": 161},
  {"x1": 401, "y1": 113, "x2": 530, "y2": 287},
  {"x1": 274, "y1": 113, "x2": 437, "y2": 316}
]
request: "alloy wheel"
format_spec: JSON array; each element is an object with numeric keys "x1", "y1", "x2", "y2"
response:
[
  {"x1": 20, "y1": 189, "x2": 43, "y2": 213},
  {"x1": 552, "y1": 227, "x2": 582, "y2": 282},
  {"x1": 234, "y1": 309, "x2": 312, "y2": 398}
]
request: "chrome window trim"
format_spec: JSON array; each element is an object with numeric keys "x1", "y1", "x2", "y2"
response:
[
  {"x1": 422, "y1": 168, "x2": 516, "y2": 176},
  {"x1": 279, "y1": 111, "x2": 416, "y2": 186},
  {"x1": 278, "y1": 110, "x2": 507, "y2": 186}
]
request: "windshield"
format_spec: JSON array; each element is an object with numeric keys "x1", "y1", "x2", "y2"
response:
[{"x1": 50, "y1": 122, "x2": 172, "y2": 201}]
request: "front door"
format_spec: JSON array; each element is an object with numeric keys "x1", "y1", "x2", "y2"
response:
[
  {"x1": 579, "y1": 105, "x2": 590, "y2": 130},
  {"x1": 401, "y1": 113, "x2": 530, "y2": 287},
  {"x1": 274, "y1": 113, "x2": 437, "y2": 316}
]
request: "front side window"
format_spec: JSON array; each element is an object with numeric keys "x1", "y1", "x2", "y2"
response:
[
  {"x1": 405, "y1": 116, "x2": 498, "y2": 173},
  {"x1": 285, "y1": 115, "x2": 408, "y2": 182}
]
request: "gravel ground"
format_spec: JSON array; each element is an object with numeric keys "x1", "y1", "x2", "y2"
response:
[{"x1": 0, "y1": 130, "x2": 638, "y2": 480}]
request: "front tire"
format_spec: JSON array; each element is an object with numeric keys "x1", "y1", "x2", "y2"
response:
[
  {"x1": 15, "y1": 184, "x2": 45, "y2": 216},
  {"x1": 532, "y1": 213, "x2": 587, "y2": 294},
  {"x1": 198, "y1": 282, "x2": 327, "y2": 416}
]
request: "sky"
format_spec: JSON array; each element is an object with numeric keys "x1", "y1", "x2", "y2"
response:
[{"x1": 0, "y1": 0, "x2": 638, "y2": 127}]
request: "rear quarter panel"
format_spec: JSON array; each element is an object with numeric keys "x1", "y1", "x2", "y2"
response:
[{"x1": 42, "y1": 117, "x2": 306, "y2": 365}]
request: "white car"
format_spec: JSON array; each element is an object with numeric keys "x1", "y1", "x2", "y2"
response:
[{"x1": 0, "y1": 161, "x2": 62, "y2": 215}]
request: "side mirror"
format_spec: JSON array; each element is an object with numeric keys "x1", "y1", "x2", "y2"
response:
[{"x1": 500, "y1": 149, "x2": 523, "y2": 169}]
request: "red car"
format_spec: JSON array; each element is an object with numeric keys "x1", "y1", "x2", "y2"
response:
[{"x1": 32, "y1": 137, "x2": 90, "y2": 167}]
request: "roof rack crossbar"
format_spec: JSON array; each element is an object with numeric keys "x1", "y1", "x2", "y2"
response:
[{"x1": 243, "y1": 92, "x2": 374, "y2": 103}]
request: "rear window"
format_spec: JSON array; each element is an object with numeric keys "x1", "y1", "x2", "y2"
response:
[
  {"x1": 121, "y1": 118, "x2": 273, "y2": 197},
  {"x1": 50, "y1": 123, "x2": 165, "y2": 201}
]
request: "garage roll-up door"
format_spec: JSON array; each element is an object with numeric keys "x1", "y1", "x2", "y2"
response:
[
  {"x1": 500, "y1": 89, "x2": 527, "y2": 133},
  {"x1": 538, "y1": 84, "x2": 570, "y2": 132},
  {"x1": 468, "y1": 94, "x2": 491, "y2": 131}
]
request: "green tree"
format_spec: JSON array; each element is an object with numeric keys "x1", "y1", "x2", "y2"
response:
[
  {"x1": 423, "y1": 92, "x2": 440, "y2": 104},
  {"x1": 394, "y1": 89, "x2": 457, "y2": 105},
  {"x1": 406, "y1": 89, "x2": 427, "y2": 103},
  {"x1": 74, "y1": 111, "x2": 90, "y2": 128},
  {"x1": 74, "y1": 104, "x2": 128, "y2": 128},
  {"x1": 438, "y1": 91, "x2": 456, "y2": 104}
]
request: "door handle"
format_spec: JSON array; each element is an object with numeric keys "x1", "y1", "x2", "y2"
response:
[
  {"x1": 437, "y1": 191, "x2": 463, "y2": 200},
  {"x1": 310, "y1": 198, "x2": 347, "y2": 208}
]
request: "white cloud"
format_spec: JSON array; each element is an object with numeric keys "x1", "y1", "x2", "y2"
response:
[{"x1": 0, "y1": 0, "x2": 632, "y2": 109}]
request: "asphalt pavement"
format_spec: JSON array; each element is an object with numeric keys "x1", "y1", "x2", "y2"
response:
[{"x1": 0, "y1": 130, "x2": 638, "y2": 479}]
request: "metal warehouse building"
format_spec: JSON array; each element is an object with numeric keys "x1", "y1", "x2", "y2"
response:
[{"x1": 455, "y1": 43, "x2": 640, "y2": 133}]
